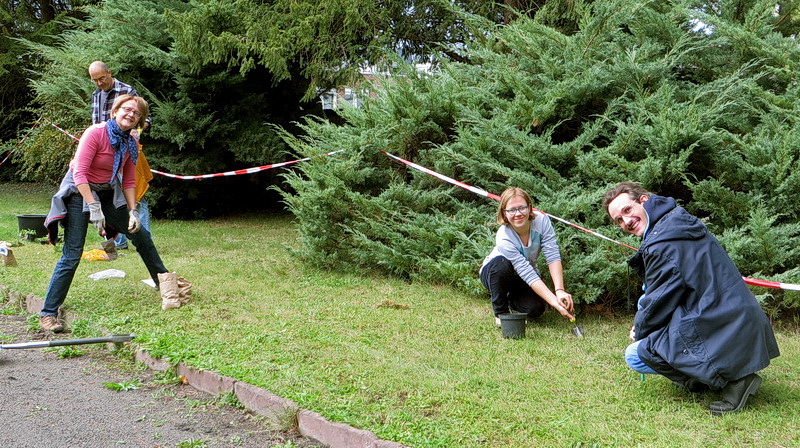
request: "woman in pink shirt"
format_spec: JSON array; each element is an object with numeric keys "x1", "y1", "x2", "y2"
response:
[{"x1": 42, "y1": 94, "x2": 168, "y2": 332}]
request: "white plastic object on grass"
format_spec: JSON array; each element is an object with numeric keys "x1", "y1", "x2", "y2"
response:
[{"x1": 88, "y1": 268, "x2": 126, "y2": 280}]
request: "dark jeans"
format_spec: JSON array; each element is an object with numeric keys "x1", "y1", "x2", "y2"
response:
[
  {"x1": 480, "y1": 256, "x2": 546, "y2": 318},
  {"x1": 41, "y1": 192, "x2": 167, "y2": 316},
  {"x1": 113, "y1": 199, "x2": 151, "y2": 248}
]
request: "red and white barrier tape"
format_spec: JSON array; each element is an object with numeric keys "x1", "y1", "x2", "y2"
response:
[
  {"x1": 381, "y1": 150, "x2": 637, "y2": 250},
  {"x1": 32, "y1": 116, "x2": 344, "y2": 179},
  {"x1": 741, "y1": 277, "x2": 800, "y2": 291},
  {"x1": 380, "y1": 150, "x2": 799, "y2": 291},
  {"x1": 381, "y1": 151, "x2": 501, "y2": 201},
  {"x1": 0, "y1": 118, "x2": 43, "y2": 166},
  {"x1": 41, "y1": 116, "x2": 80, "y2": 142},
  {"x1": 20, "y1": 117, "x2": 800, "y2": 290},
  {"x1": 151, "y1": 150, "x2": 345, "y2": 180}
]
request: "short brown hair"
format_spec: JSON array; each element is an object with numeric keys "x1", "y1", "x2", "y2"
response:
[
  {"x1": 601, "y1": 181, "x2": 652, "y2": 216},
  {"x1": 496, "y1": 187, "x2": 534, "y2": 225}
]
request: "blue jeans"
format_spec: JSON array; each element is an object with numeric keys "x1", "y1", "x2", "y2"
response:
[
  {"x1": 113, "y1": 199, "x2": 151, "y2": 248},
  {"x1": 625, "y1": 340, "x2": 657, "y2": 374},
  {"x1": 625, "y1": 294, "x2": 657, "y2": 374},
  {"x1": 41, "y1": 193, "x2": 167, "y2": 316}
]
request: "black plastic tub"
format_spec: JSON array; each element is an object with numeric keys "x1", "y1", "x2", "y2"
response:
[{"x1": 16, "y1": 214, "x2": 48, "y2": 241}]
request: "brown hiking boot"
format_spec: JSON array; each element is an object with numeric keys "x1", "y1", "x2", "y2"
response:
[{"x1": 40, "y1": 315, "x2": 64, "y2": 333}]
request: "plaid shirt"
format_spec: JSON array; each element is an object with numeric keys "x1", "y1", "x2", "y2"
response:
[{"x1": 91, "y1": 79, "x2": 138, "y2": 124}]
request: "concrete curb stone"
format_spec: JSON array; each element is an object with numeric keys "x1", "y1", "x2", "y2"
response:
[
  {"x1": 235, "y1": 381, "x2": 299, "y2": 422},
  {"x1": 134, "y1": 349, "x2": 171, "y2": 372},
  {"x1": 23, "y1": 292, "x2": 410, "y2": 448},
  {"x1": 298, "y1": 409, "x2": 409, "y2": 448},
  {"x1": 177, "y1": 362, "x2": 237, "y2": 395}
]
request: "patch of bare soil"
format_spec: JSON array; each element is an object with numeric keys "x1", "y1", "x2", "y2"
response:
[{"x1": 0, "y1": 313, "x2": 323, "y2": 448}]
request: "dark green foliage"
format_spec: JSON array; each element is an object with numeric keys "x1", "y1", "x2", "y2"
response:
[
  {"x1": 12, "y1": 0, "x2": 310, "y2": 216},
  {"x1": 0, "y1": 0, "x2": 98, "y2": 181},
  {"x1": 8, "y1": 0, "x2": 530, "y2": 217},
  {"x1": 6, "y1": 0, "x2": 800, "y2": 312},
  {"x1": 282, "y1": 0, "x2": 800, "y2": 312},
  {"x1": 167, "y1": 0, "x2": 520, "y2": 98}
]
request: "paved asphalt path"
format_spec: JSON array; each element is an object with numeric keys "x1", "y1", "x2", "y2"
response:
[{"x1": 0, "y1": 313, "x2": 322, "y2": 448}]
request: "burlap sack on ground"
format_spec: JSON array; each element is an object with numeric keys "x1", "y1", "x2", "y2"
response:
[
  {"x1": 158, "y1": 272, "x2": 192, "y2": 310},
  {"x1": 1, "y1": 242, "x2": 16, "y2": 267},
  {"x1": 176, "y1": 276, "x2": 192, "y2": 303}
]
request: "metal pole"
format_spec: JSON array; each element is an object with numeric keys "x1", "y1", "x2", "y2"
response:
[{"x1": 0, "y1": 334, "x2": 135, "y2": 350}]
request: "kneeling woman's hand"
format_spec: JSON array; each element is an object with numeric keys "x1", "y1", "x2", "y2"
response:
[{"x1": 550, "y1": 289, "x2": 574, "y2": 321}]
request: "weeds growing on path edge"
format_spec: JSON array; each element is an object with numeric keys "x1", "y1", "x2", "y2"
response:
[{"x1": 1, "y1": 182, "x2": 799, "y2": 447}]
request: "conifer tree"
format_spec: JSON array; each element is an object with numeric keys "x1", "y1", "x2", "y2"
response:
[
  {"x1": 9, "y1": 0, "x2": 532, "y2": 217},
  {"x1": 282, "y1": 0, "x2": 800, "y2": 311},
  {"x1": 0, "y1": 0, "x2": 97, "y2": 180}
]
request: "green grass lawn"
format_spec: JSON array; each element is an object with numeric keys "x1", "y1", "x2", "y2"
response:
[{"x1": 2, "y1": 181, "x2": 798, "y2": 447}]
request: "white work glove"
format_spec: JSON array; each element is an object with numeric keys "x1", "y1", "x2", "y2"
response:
[
  {"x1": 128, "y1": 208, "x2": 141, "y2": 233},
  {"x1": 88, "y1": 202, "x2": 105, "y2": 233}
]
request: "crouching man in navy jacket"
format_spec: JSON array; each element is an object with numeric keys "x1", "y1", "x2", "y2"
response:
[{"x1": 602, "y1": 182, "x2": 779, "y2": 415}]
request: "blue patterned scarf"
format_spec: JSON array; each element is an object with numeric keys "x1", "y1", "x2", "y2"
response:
[{"x1": 106, "y1": 119, "x2": 138, "y2": 183}]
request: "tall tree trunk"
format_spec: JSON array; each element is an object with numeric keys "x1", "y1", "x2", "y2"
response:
[{"x1": 40, "y1": 0, "x2": 57, "y2": 22}]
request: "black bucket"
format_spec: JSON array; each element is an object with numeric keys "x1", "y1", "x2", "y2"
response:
[
  {"x1": 16, "y1": 214, "x2": 48, "y2": 241},
  {"x1": 499, "y1": 312, "x2": 527, "y2": 339}
]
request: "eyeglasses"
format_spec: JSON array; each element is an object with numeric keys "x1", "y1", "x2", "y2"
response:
[
  {"x1": 119, "y1": 106, "x2": 141, "y2": 118},
  {"x1": 91, "y1": 75, "x2": 108, "y2": 83},
  {"x1": 503, "y1": 206, "x2": 529, "y2": 215}
]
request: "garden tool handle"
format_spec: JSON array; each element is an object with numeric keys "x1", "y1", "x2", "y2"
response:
[
  {"x1": 49, "y1": 334, "x2": 135, "y2": 347},
  {"x1": 0, "y1": 334, "x2": 135, "y2": 350}
]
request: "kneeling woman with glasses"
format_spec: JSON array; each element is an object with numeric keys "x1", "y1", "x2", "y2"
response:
[{"x1": 479, "y1": 187, "x2": 575, "y2": 324}]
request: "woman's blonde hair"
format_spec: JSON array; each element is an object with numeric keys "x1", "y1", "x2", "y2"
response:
[
  {"x1": 110, "y1": 94, "x2": 149, "y2": 127},
  {"x1": 496, "y1": 186, "x2": 534, "y2": 225}
]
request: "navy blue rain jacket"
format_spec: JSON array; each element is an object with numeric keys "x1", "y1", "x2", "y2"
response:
[{"x1": 628, "y1": 195, "x2": 779, "y2": 389}]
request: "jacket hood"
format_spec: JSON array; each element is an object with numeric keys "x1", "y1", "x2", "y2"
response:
[
  {"x1": 642, "y1": 194, "x2": 707, "y2": 244},
  {"x1": 643, "y1": 195, "x2": 675, "y2": 226}
]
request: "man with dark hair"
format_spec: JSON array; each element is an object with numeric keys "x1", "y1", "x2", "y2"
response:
[{"x1": 602, "y1": 181, "x2": 779, "y2": 415}]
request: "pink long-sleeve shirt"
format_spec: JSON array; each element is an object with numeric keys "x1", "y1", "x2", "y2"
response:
[{"x1": 70, "y1": 123, "x2": 136, "y2": 190}]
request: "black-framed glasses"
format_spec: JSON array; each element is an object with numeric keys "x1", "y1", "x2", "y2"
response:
[{"x1": 503, "y1": 206, "x2": 529, "y2": 215}]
